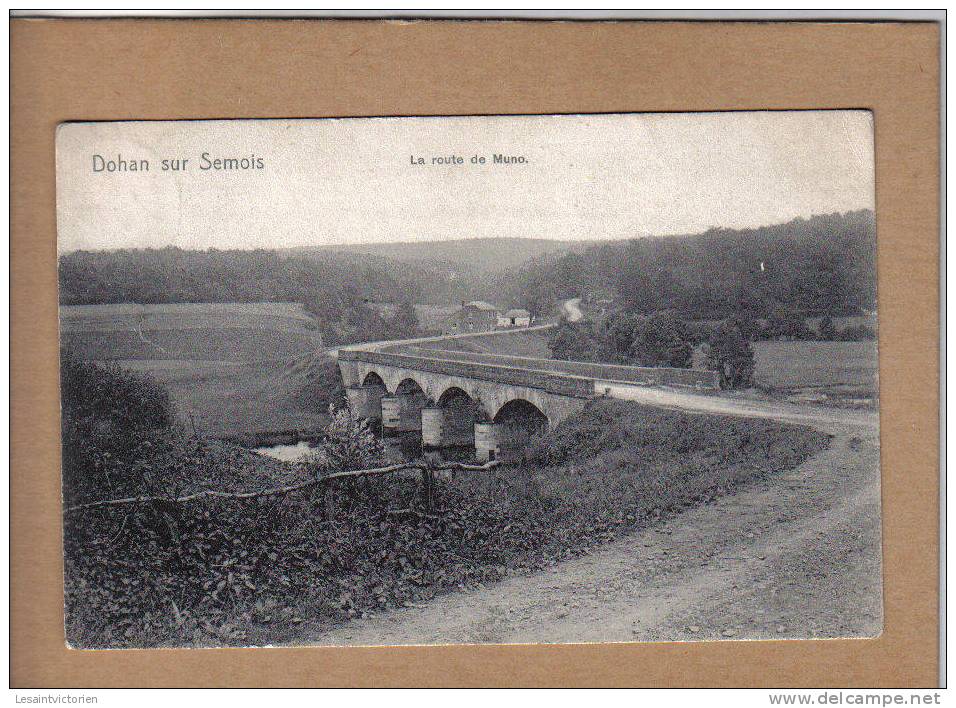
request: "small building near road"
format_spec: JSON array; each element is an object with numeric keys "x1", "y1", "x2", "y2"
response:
[
  {"x1": 497, "y1": 308, "x2": 532, "y2": 328},
  {"x1": 442, "y1": 300, "x2": 500, "y2": 335}
]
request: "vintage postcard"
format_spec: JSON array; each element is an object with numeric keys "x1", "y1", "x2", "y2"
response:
[{"x1": 55, "y1": 112, "x2": 880, "y2": 649}]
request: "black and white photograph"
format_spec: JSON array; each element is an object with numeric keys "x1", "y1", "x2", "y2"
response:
[{"x1": 55, "y1": 112, "x2": 880, "y2": 649}]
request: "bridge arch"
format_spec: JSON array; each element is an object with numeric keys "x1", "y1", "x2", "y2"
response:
[
  {"x1": 396, "y1": 376, "x2": 429, "y2": 400},
  {"x1": 382, "y1": 376, "x2": 431, "y2": 436},
  {"x1": 493, "y1": 397, "x2": 549, "y2": 428},
  {"x1": 487, "y1": 398, "x2": 550, "y2": 461},
  {"x1": 362, "y1": 371, "x2": 387, "y2": 389},
  {"x1": 437, "y1": 385, "x2": 475, "y2": 407},
  {"x1": 435, "y1": 385, "x2": 485, "y2": 447}
]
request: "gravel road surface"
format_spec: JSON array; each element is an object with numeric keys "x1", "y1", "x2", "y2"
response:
[{"x1": 306, "y1": 398, "x2": 881, "y2": 645}]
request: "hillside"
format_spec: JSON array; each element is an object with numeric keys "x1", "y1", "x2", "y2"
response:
[
  {"x1": 296, "y1": 237, "x2": 591, "y2": 275},
  {"x1": 58, "y1": 248, "x2": 429, "y2": 345},
  {"x1": 493, "y1": 210, "x2": 877, "y2": 319},
  {"x1": 60, "y1": 302, "x2": 338, "y2": 439},
  {"x1": 58, "y1": 212, "x2": 877, "y2": 343}
]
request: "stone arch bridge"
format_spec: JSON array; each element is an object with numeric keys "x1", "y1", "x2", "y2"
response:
[
  {"x1": 338, "y1": 349, "x2": 590, "y2": 461},
  {"x1": 337, "y1": 347, "x2": 719, "y2": 461}
]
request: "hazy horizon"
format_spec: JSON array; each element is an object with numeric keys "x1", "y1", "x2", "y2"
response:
[
  {"x1": 57, "y1": 209, "x2": 874, "y2": 255},
  {"x1": 56, "y1": 112, "x2": 875, "y2": 253}
]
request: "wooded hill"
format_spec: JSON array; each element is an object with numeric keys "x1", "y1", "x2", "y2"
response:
[
  {"x1": 492, "y1": 210, "x2": 877, "y2": 319},
  {"x1": 296, "y1": 236, "x2": 587, "y2": 274},
  {"x1": 58, "y1": 210, "x2": 876, "y2": 343}
]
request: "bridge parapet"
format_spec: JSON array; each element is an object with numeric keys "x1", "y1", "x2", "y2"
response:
[
  {"x1": 392, "y1": 347, "x2": 721, "y2": 390},
  {"x1": 339, "y1": 349, "x2": 594, "y2": 399}
]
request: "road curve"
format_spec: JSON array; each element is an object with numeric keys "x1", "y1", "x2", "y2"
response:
[
  {"x1": 325, "y1": 298, "x2": 582, "y2": 359},
  {"x1": 300, "y1": 399, "x2": 880, "y2": 646},
  {"x1": 304, "y1": 297, "x2": 881, "y2": 646}
]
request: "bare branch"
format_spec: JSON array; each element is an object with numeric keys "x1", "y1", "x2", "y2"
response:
[{"x1": 64, "y1": 460, "x2": 500, "y2": 514}]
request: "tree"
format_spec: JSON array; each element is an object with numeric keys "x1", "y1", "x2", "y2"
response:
[
  {"x1": 600, "y1": 310, "x2": 642, "y2": 363},
  {"x1": 766, "y1": 305, "x2": 811, "y2": 341},
  {"x1": 706, "y1": 321, "x2": 756, "y2": 389},
  {"x1": 548, "y1": 321, "x2": 600, "y2": 362},
  {"x1": 628, "y1": 311, "x2": 693, "y2": 368},
  {"x1": 302, "y1": 404, "x2": 384, "y2": 477},
  {"x1": 818, "y1": 315, "x2": 837, "y2": 341},
  {"x1": 390, "y1": 300, "x2": 420, "y2": 338},
  {"x1": 728, "y1": 311, "x2": 760, "y2": 342}
]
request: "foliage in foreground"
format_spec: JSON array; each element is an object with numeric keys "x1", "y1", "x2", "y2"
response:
[
  {"x1": 60, "y1": 352, "x2": 176, "y2": 506},
  {"x1": 64, "y1": 399, "x2": 828, "y2": 648}
]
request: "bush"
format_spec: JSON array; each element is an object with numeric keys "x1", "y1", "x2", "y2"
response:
[
  {"x1": 628, "y1": 311, "x2": 693, "y2": 368},
  {"x1": 706, "y1": 321, "x2": 756, "y2": 389},
  {"x1": 818, "y1": 315, "x2": 837, "y2": 341},
  {"x1": 299, "y1": 405, "x2": 384, "y2": 477},
  {"x1": 64, "y1": 399, "x2": 828, "y2": 648},
  {"x1": 60, "y1": 353, "x2": 175, "y2": 505}
]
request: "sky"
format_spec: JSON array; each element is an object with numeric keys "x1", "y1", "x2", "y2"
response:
[{"x1": 55, "y1": 111, "x2": 874, "y2": 252}]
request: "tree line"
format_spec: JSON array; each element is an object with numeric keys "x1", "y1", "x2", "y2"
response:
[
  {"x1": 548, "y1": 306, "x2": 876, "y2": 391},
  {"x1": 548, "y1": 312, "x2": 757, "y2": 390},
  {"x1": 58, "y1": 247, "x2": 421, "y2": 346}
]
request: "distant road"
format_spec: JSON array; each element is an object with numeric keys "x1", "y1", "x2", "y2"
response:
[{"x1": 561, "y1": 297, "x2": 583, "y2": 322}]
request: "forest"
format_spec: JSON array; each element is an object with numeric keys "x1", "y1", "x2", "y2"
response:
[{"x1": 494, "y1": 210, "x2": 877, "y2": 320}]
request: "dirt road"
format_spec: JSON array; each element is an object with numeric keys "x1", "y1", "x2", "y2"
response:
[{"x1": 307, "y1": 400, "x2": 881, "y2": 645}]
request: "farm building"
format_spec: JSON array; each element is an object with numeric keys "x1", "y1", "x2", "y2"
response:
[
  {"x1": 441, "y1": 301, "x2": 500, "y2": 335},
  {"x1": 497, "y1": 308, "x2": 532, "y2": 328}
]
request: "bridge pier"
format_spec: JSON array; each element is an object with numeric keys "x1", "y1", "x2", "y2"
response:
[
  {"x1": 421, "y1": 406, "x2": 445, "y2": 449},
  {"x1": 474, "y1": 422, "x2": 503, "y2": 462},
  {"x1": 381, "y1": 396, "x2": 401, "y2": 436},
  {"x1": 381, "y1": 394, "x2": 427, "y2": 437},
  {"x1": 421, "y1": 404, "x2": 476, "y2": 450},
  {"x1": 346, "y1": 384, "x2": 384, "y2": 422}
]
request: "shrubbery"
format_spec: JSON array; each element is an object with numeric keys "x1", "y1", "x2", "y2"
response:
[
  {"x1": 60, "y1": 352, "x2": 175, "y2": 505},
  {"x1": 705, "y1": 321, "x2": 756, "y2": 389},
  {"x1": 64, "y1": 392, "x2": 828, "y2": 648},
  {"x1": 549, "y1": 309, "x2": 696, "y2": 368},
  {"x1": 548, "y1": 320, "x2": 603, "y2": 362},
  {"x1": 627, "y1": 311, "x2": 693, "y2": 368}
]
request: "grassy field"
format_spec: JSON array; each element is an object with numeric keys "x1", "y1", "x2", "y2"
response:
[
  {"x1": 752, "y1": 341, "x2": 879, "y2": 395},
  {"x1": 60, "y1": 302, "x2": 336, "y2": 439},
  {"x1": 415, "y1": 328, "x2": 553, "y2": 358}
]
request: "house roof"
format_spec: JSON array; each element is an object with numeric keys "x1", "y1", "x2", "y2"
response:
[
  {"x1": 504, "y1": 308, "x2": 530, "y2": 318},
  {"x1": 464, "y1": 300, "x2": 498, "y2": 312}
]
